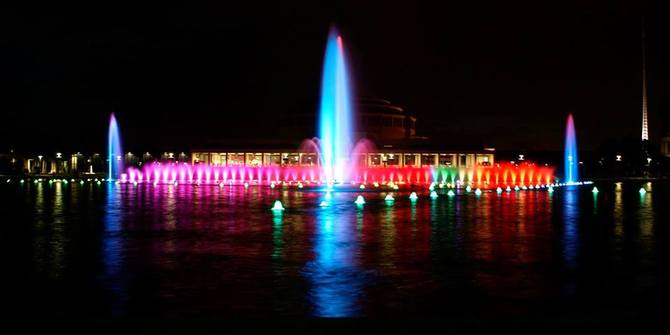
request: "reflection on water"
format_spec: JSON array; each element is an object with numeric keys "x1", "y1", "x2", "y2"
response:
[
  {"x1": 1, "y1": 181, "x2": 669, "y2": 319},
  {"x1": 102, "y1": 183, "x2": 126, "y2": 315},
  {"x1": 562, "y1": 188, "x2": 579, "y2": 268},
  {"x1": 305, "y1": 198, "x2": 365, "y2": 317}
]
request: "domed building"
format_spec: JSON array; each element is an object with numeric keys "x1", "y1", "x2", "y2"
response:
[{"x1": 190, "y1": 98, "x2": 495, "y2": 170}]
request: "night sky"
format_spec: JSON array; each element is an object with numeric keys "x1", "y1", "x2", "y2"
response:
[{"x1": 1, "y1": 1, "x2": 667, "y2": 153}]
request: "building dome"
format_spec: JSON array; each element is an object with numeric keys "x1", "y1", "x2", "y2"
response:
[{"x1": 279, "y1": 98, "x2": 416, "y2": 142}]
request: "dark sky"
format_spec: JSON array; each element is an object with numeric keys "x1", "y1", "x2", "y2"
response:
[{"x1": 1, "y1": 1, "x2": 667, "y2": 153}]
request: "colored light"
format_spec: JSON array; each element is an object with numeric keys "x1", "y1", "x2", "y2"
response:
[
  {"x1": 474, "y1": 188, "x2": 482, "y2": 196},
  {"x1": 496, "y1": 187, "x2": 503, "y2": 194},
  {"x1": 354, "y1": 195, "x2": 366, "y2": 205},
  {"x1": 318, "y1": 26, "x2": 353, "y2": 183},
  {"x1": 409, "y1": 192, "x2": 418, "y2": 201},
  {"x1": 271, "y1": 200, "x2": 285, "y2": 211},
  {"x1": 108, "y1": 113, "x2": 123, "y2": 181},
  {"x1": 639, "y1": 187, "x2": 647, "y2": 195},
  {"x1": 430, "y1": 190, "x2": 438, "y2": 199},
  {"x1": 592, "y1": 186, "x2": 599, "y2": 194},
  {"x1": 447, "y1": 190, "x2": 455, "y2": 197},
  {"x1": 514, "y1": 186, "x2": 520, "y2": 191},
  {"x1": 319, "y1": 201, "x2": 329, "y2": 207},
  {"x1": 564, "y1": 113, "x2": 579, "y2": 184},
  {"x1": 384, "y1": 194, "x2": 394, "y2": 201},
  {"x1": 548, "y1": 186, "x2": 554, "y2": 193}
]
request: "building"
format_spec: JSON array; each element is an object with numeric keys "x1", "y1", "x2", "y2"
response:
[{"x1": 193, "y1": 98, "x2": 494, "y2": 169}]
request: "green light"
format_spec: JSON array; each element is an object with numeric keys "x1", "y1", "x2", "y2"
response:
[
  {"x1": 409, "y1": 192, "x2": 418, "y2": 201},
  {"x1": 384, "y1": 193, "x2": 394, "y2": 201},
  {"x1": 592, "y1": 186, "x2": 599, "y2": 194},
  {"x1": 354, "y1": 195, "x2": 366, "y2": 205},
  {"x1": 430, "y1": 190, "x2": 439, "y2": 199},
  {"x1": 474, "y1": 188, "x2": 482, "y2": 196},
  {"x1": 447, "y1": 190, "x2": 455, "y2": 197},
  {"x1": 271, "y1": 200, "x2": 285, "y2": 211},
  {"x1": 639, "y1": 187, "x2": 647, "y2": 195}
]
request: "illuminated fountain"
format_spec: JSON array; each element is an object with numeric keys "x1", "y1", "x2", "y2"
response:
[
  {"x1": 108, "y1": 113, "x2": 123, "y2": 181},
  {"x1": 318, "y1": 26, "x2": 353, "y2": 184},
  {"x1": 121, "y1": 27, "x2": 557, "y2": 190},
  {"x1": 563, "y1": 113, "x2": 579, "y2": 184}
]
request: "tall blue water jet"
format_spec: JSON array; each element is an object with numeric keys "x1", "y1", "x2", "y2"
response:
[
  {"x1": 107, "y1": 113, "x2": 123, "y2": 180},
  {"x1": 318, "y1": 26, "x2": 353, "y2": 183},
  {"x1": 563, "y1": 113, "x2": 579, "y2": 184}
]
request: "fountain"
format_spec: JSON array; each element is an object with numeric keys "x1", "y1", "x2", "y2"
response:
[
  {"x1": 108, "y1": 113, "x2": 123, "y2": 181},
  {"x1": 120, "y1": 27, "x2": 557, "y2": 190},
  {"x1": 318, "y1": 26, "x2": 354, "y2": 184},
  {"x1": 564, "y1": 113, "x2": 579, "y2": 184}
]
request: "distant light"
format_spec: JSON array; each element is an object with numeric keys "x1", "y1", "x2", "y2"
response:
[
  {"x1": 465, "y1": 185, "x2": 472, "y2": 192},
  {"x1": 20, "y1": 179, "x2": 25, "y2": 183},
  {"x1": 616, "y1": 155, "x2": 622, "y2": 162},
  {"x1": 430, "y1": 190, "x2": 439, "y2": 199},
  {"x1": 359, "y1": 184, "x2": 365, "y2": 189},
  {"x1": 447, "y1": 190, "x2": 455, "y2": 197},
  {"x1": 354, "y1": 195, "x2": 366, "y2": 205},
  {"x1": 506, "y1": 186, "x2": 512, "y2": 192},
  {"x1": 514, "y1": 186, "x2": 520, "y2": 191},
  {"x1": 244, "y1": 182, "x2": 249, "y2": 188},
  {"x1": 270, "y1": 182, "x2": 276, "y2": 189},
  {"x1": 496, "y1": 187, "x2": 503, "y2": 194},
  {"x1": 319, "y1": 201, "x2": 329, "y2": 207},
  {"x1": 324, "y1": 192, "x2": 333, "y2": 200},
  {"x1": 271, "y1": 200, "x2": 285, "y2": 211},
  {"x1": 56, "y1": 153, "x2": 62, "y2": 158},
  {"x1": 474, "y1": 188, "x2": 482, "y2": 196},
  {"x1": 592, "y1": 186, "x2": 599, "y2": 194},
  {"x1": 548, "y1": 186, "x2": 554, "y2": 193},
  {"x1": 297, "y1": 182, "x2": 303, "y2": 189},
  {"x1": 639, "y1": 187, "x2": 647, "y2": 195},
  {"x1": 409, "y1": 192, "x2": 418, "y2": 201},
  {"x1": 384, "y1": 194, "x2": 394, "y2": 201}
]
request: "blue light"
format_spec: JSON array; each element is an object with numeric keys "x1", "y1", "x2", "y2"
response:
[
  {"x1": 108, "y1": 113, "x2": 123, "y2": 181},
  {"x1": 564, "y1": 114, "x2": 579, "y2": 184},
  {"x1": 318, "y1": 27, "x2": 353, "y2": 183}
]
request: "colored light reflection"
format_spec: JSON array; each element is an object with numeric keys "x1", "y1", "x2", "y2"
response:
[{"x1": 305, "y1": 203, "x2": 364, "y2": 317}]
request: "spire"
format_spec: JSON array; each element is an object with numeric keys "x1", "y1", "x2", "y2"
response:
[{"x1": 641, "y1": 17, "x2": 649, "y2": 141}]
